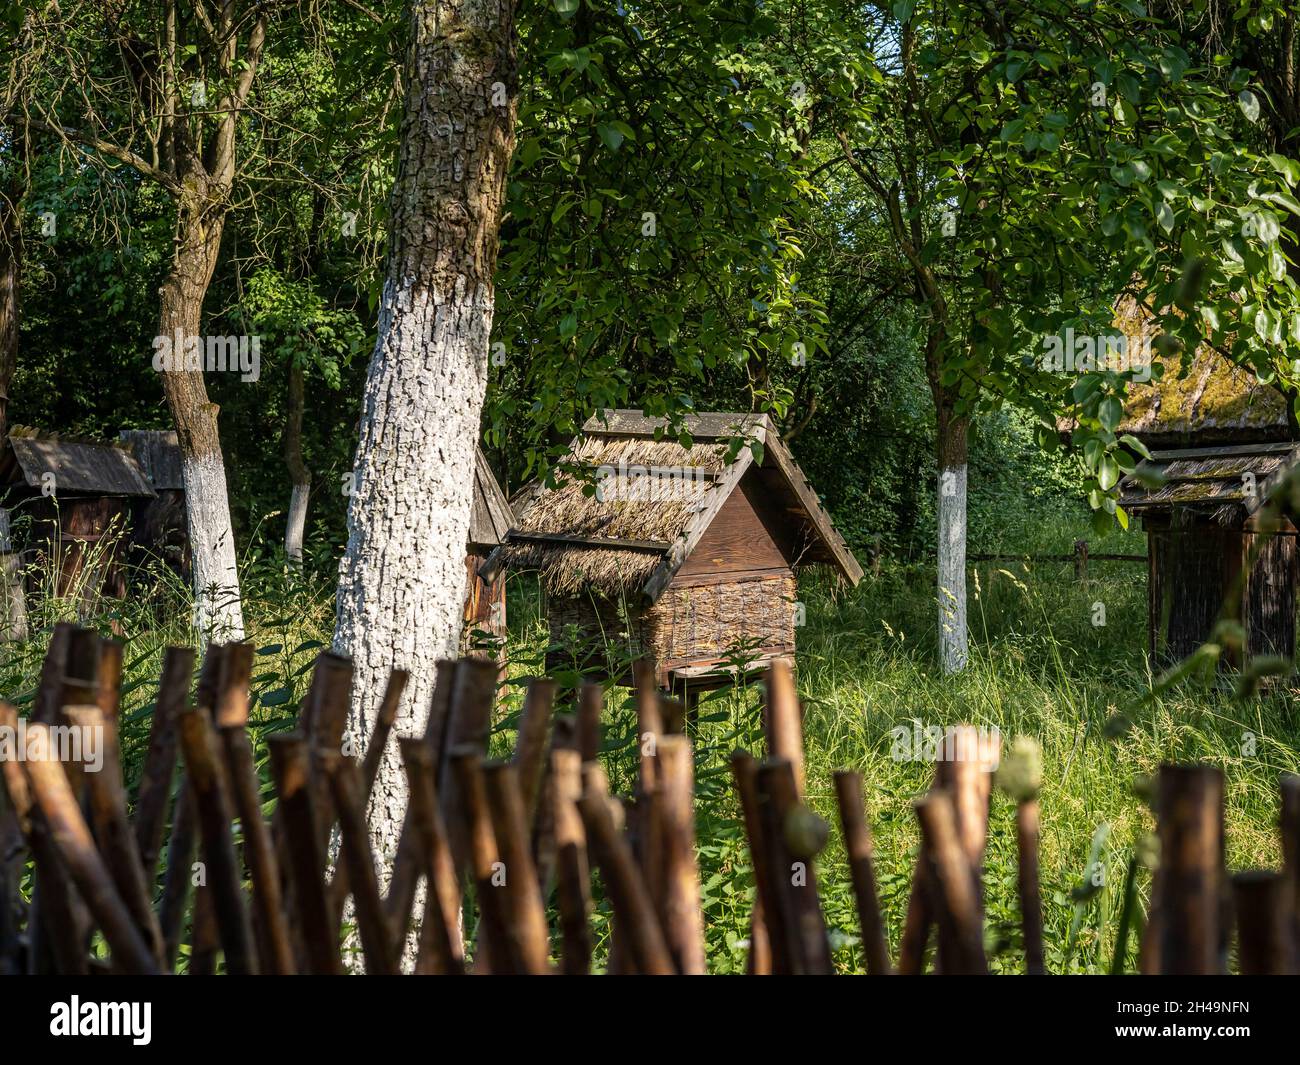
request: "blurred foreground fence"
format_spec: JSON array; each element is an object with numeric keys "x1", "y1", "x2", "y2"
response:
[{"x1": 0, "y1": 623, "x2": 1295, "y2": 974}]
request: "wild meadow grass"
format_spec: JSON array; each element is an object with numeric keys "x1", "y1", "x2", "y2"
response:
[
  {"x1": 5, "y1": 513, "x2": 1296, "y2": 973},
  {"x1": 503, "y1": 513, "x2": 1299, "y2": 973}
]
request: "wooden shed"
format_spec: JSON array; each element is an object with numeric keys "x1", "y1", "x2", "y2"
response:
[
  {"x1": 1120, "y1": 442, "x2": 1300, "y2": 665},
  {"x1": 483, "y1": 410, "x2": 862, "y2": 694},
  {"x1": 464, "y1": 447, "x2": 513, "y2": 651},
  {"x1": 1112, "y1": 298, "x2": 1299, "y2": 667},
  {"x1": 0, "y1": 429, "x2": 154, "y2": 600},
  {"x1": 119, "y1": 429, "x2": 190, "y2": 580}
]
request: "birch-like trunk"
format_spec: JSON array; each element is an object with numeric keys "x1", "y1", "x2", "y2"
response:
[
  {"x1": 333, "y1": 0, "x2": 518, "y2": 881},
  {"x1": 284, "y1": 362, "x2": 310, "y2": 567},
  {"x1": 937, "y1": 412, "x2": 969, "y2": 674}
]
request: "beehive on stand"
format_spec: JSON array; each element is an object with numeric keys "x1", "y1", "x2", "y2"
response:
[
  {"x1": 0, "y1": 428, "x2": 154, "y2": 601},
  {"x1": 483, "y1": 410, "x2": 862, "y2": 696},
  {"x1": 1113, "y1": 301, "x2": 1299, "y2": 665}
]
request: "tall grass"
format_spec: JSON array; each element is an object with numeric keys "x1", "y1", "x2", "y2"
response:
[
  {"x1": 500, "y1": 515, "x2": 1298, "y2": 973},
  {"x1": 8, "y1": 513, "x2": 1295, "y2": 973}
]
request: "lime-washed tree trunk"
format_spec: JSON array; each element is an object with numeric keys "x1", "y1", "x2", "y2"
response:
[{"x1": 333, "y1": 0, "x2": 518, "y2": 884}]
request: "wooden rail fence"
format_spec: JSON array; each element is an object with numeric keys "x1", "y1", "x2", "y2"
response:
[
  {"x1": 0, "y1": 623, "x2": 1295, "y2": 974},
  {"x1": 968, "y1": 539, "x2": 1146, "y2": 579}
]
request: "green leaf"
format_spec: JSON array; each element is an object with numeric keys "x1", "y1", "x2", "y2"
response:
[
  {"x1": 596, "y1": 123, "x2": 624, "y2": 151},
  {"x1": 1099, "y1": 395, "x2": 1123, "y2": 432}
]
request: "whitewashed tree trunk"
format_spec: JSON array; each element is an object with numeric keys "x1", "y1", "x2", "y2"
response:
[
  {"x1": 285, "y1": 482, "x2": 309, "y2": 567},
  {"x1": 332, "y1": 0, "x2": 518, "y2": 892},
  {"x1": 158, "y1": 220, "x2": 247, "y2": 643},
  {"x1": 937, "y1": 460, "x2": 968, "y2": 674},
  {"x1": 284, "y1": 360, "x2": 310, "y2": 568},
  {"x1": 183, "y1": 451, "x2": 245, "y2": 641}
]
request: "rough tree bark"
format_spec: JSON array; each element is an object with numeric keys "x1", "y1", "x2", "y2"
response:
[
  {"x1": 158, "y1": 166, "x2": 247, "y2": 640},
  {"x1": 333, "y1": 0, "x2": 518, "y2": 881}
]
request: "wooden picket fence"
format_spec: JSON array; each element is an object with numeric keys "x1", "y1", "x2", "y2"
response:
[{"x1": 0, "y1": 622, "x2": 1295, "y2": 975}]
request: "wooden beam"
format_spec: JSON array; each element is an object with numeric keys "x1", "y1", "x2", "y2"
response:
[{"x1": 504, "y1": 530, "x2": 671, "y2": 552}]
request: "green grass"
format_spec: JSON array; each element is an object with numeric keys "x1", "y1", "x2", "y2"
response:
[
  {"x1": 500, "y1": 513, "x2": 1299, "y2": 973},
  {"x1": 6, "y1": 513, "x2": 1296, "y2": 974}
]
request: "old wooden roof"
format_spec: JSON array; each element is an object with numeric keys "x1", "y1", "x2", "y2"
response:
[
  {"x1": 1115, "y1": 298, "x2": 1292, "y2": 446},
  {"x1": 484, "y1": 409, "x2": 863, "y2": 601},
  {"x1": 470, "y1": 447, "x2": 513, "y2": 550},
  {"x1": 118, "y1": 430, "x2": 184, "y2": 491},
  {"x1": 1118, "y1": 352, "x2": 1292, "y2": 446},
  {"x1": 1118, "y1": 441, "x2": 1300, "y2": 519},
  {"x1": 0, "y1": 433, "x2": 154, "y2": 497}
]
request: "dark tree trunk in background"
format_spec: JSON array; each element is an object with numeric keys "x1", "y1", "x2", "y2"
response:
[
  {"x1": 0, "y1": 160, "x2": 27, "y2": 639},
  {"x1": 333, "y1": 0, "x2": 518, "y2": 894},
  {"x1": 0, "y1": 183, "x2": 16, "y2": 447}
]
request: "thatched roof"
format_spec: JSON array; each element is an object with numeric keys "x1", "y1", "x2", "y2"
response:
[
  {"x1": 1118, "y1": 352, "x2": 1291, "y2": 446},
  {"x1": 1057, "y1": 298, "x2": 1293, "y2": 446},
  {"x1": 1116, "y1": 298, "x2": 1291, "y2": 445},
  {"x1": 1118, "y1": 441, "x2": 1300, "y2": 523},
  {"x1": 470, "y1": 448, "x2": 512, "y2": 550},
  {"x1": 483, "y1": 410, "x2": 862, "y2": 600},
  {"x1": 119, "y1": 430, "x2": 184, "y2": 491},
  {"x1": 0, "y1": 430, "x2": 154, "y2": 497}
]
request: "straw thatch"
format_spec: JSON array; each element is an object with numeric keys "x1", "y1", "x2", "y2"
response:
[
  {"x1": 1114, "y1": 297, "x2": 1291, "y2": 444},
  {"x1": 1055, "y1": 298, "x2": 1293, "y2": 446},
  {"x1": 487, "y1": 410, "x2": 861, "y2": 600}
]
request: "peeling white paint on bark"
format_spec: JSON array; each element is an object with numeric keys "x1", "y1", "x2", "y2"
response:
[
  {"x1": 938, "y1": 462, "x2": 968, "y2": 674},
  {"x1": 183, "y1": 450, "x2": 245, "y2": 641}
]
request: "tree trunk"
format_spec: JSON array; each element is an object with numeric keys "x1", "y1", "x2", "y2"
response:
[
  {"x1": 333, "y1": 0, "x2": 518, "y2": 884},
  {"x1": 284, "y1": 362, "x2": 310, "y2": 567},
  {"x1": 936, "y1": 401, "x2": 969, "y2": 674},
  {"x1": 0, "y1": 170, "x2": 27, "y2": 639},
  {"x1": 0, "y1": 184, "x2": 16, "y2": 443},
  {"x1": 157, "y1": 184, "x2": 245, "y2": 641}
]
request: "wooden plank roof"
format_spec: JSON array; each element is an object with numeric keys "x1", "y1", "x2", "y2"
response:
[
  {"x1": 469, "y1": 447, "x2": 513, "y2": 549},
  {"x1": 118, "y1": 430, "x2": 184, "y2": 491},
  {"x1": 1118, "y1": 441, "x2": 1300, "y2": 516},
  {"x1": 0, "y1": 434, "x2": 155, "y2": 497}
]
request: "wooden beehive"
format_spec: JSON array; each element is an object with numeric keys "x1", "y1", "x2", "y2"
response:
[
  {"x1": 1103, "y1": 297, "x2": 1300, "y2": 668},
  {"x1": 484, "y1": 410, "x2": 861, "y2": 695},
  {"x1": 1120, "y1": 442, "x2": 1300, "y2": 665},
  {"x1": 0, "y1": 430, "x2": 155, "y2": 602},
  {"x1": 119, "y1": 429, "x2": 190, "y2": 581}
]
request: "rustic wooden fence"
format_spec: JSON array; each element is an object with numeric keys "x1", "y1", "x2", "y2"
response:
[
  {"x1": 968, "y1": 539, "x2": 1146, "y2": 579},
  {"x1": 0, "y1": 623, "x2": 1294, "y2": 974}
]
